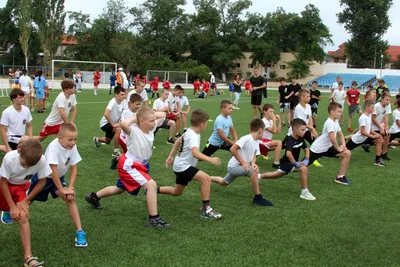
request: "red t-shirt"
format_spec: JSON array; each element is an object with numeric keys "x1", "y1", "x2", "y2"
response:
[
  {"x1": 162, "y1": 81, "x2": 170, "y2": 90},
  {"x1": 202, "y1": 82, "x2": 209, "y2": 93},
  {"x1": 193, "y1": 81, "x2": 200, "y2": 90},
  {"x1": 150, "y1": 80, "x2": 159, "y2": 90},
  {"x1": 346, "y1": 89, "x2": 360, "y2": 106},
  {"x1": 245, "y1": 80, "x2": 251, "y2": 90}
]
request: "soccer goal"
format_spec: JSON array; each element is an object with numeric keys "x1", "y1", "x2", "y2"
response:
[
  {"x1": 146, "y1": 70, "x2": 188, "y2": 84},
  {"x1": 52, "y1": 60, "x2": 117, "y2": 84}
]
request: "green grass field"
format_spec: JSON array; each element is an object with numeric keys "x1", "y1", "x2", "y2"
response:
[{"x1": 1, "y1": 89, "x2": 399, "y2": 267}]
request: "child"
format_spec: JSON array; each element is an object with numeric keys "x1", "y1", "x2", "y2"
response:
[
  {"x1": 19, "y1": 69, "x2": 32, "y2": 108},
  {"x1": 244, "y1": 79, "x2": 251, "y2": 97},
  {"x1": 309, "y1": 81, "x2": 321, "y2": 129},
  {"x1": 201, "y1": 79, "x2": 210, "y2": 97},
  {"x1": 119, "y1": 93, "x2": 142, "y2": 154},
  {"x1": 202, "y1": 100, "x2": 238, "y2": 156},
  {"x1": 28, "y1": 123, "x2": 87, "y2": 247},
  {"x1": 396, "y1": 88, "x2": 400, "y2": 100},
  {"x1": 177, "y1": 89, "x2": 190, "y2": 135},
  {"x1": 277, "y1": 77, "x2": 290, "y2": 127},
  {"x1": 109, "y1": 71, "x2": 116, "y2": 95},
  {"x1": 0, "y1": 139, "x2": 52, "y2": 266},
  {"x1": 86, "y1": 108, "x2": 171, "y2": 228},
  {"x1": 375, "y1": 79, "x2": 389, "y2": 102},
  {"x1": 260, "y1": 119, "x2": 316, "y2": 201},
  {"x1": 371, "y1": 93, "x2": 392, "y2": 161},
  {"x1": 133, "y1": 74, "x2": 140, "y2": 89},
  {"x1": 365, "y1": 89, "x2": 377, "y2": 102},
  {"x1": 288, "y1": 77, "x2": 302, "y2": 121},
  {"x1": 332, "y1": 82, "x2": 346, "y2": 125},
  {"x1": 346, "y1": 81, "x2": 362, "y2": 132},
  {"x1": 29, "y1": 74, "x2": 36, "y2": 112},
  {"x1": 228, "y1": 82, "x2": 234, "y2": 97},
  {"x1": 212, "y1": 119, "x2": 274, "y2": 206},
  {"x1": 259, "y1": 104, "x2": 282, "y2": 169},
  {"x1": 12, "y1": 79, "x2": 19, "y2": 90},
  {"x1": 33, "y1": 70, "x2": 46, "y2": 113},
  {"x1": 309, "y1": 102, "x2": 352, "y2": 185},
  {"x1": 167, "y1": 85, "x2": 182, "y2": 137},
  {"x1": 37, "y1": 79, "x2": 77, "y2": 142},
  {"x1": 193, "y1": 79, "x2": 201, "y2": 96},
  {"x1": 127, "y1": 79, "x2": 149, "y2": 107},
  {"x1": 345, "y1": 100, "x2": 385, "y2": 166},
  {"x1": 153, "y1": 89, "x2": 176, "y2": 145},
  {"x1": 162, "y1": 79, "x2": 171, "y2": 90},
  {"x1": 159, "y1": 109, "x2": 223, "y2": 219},
  {"x1": 389, "y1": 98, "x2": 400, "y2": 146},
  {"x1": 150, "y1": 76, "x2": 160, "y2": 100}
]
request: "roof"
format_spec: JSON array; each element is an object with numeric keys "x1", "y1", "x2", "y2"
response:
[
  {"x1": 327, "y1": 42, "x2": 346, "y2": 58},
  {"x1": 61, "y1": 34, "x2": 78, "y2": 45},
  {"x1": 328, "y1": 42, "x2": 400, "y2": 62}
]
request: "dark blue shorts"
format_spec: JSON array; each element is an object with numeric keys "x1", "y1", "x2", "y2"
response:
[
  {"x1": 29, "y1": 174, "x2": 67, "y2": 202},
  {"x1": 115, "y1": 162, "x2": 149, "y2": 195}
]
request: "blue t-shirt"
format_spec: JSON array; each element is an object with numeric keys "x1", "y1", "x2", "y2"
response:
[
  {"x1": 110, "y1": 74, "x2": 116, "y2": 85},
  {"x1": 208, "y1": 114, "x2": 233, "y2": 146},
  {"x1": 33, "y1": 76, "x2": 46, "y2": 91}
]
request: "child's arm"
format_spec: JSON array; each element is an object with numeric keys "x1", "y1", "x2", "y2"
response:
[
  {"x1": 384, "y1": 114, "x2": 390, "y2": 133},
  {"x1": 217, "y1": 129, "x2": 234, "y2": 145},
  {"x1": 302, "y1": 148, "x2": 310, "y2": 166},
  {"x1": 70, "y1": 105, "x2": 77, "y2": 123},
  {"x1": 229, "y1": 126, "x2": 238, "y2": 143},
  {"x1": 0, "y1": 125, "x2": 11, "y2": 152},
  {"x1": 120, "y1": 116, "x2": 138, "y2": 136},
  {"x1": 267, "y1": 116, "x2": 281, "y2": 134},
  {"x1": 371, "y1": 114, "x2": 384, "y2": 134},
  {"x1": 307, "y1": 117, "x2": 318, "y2": 137},
  {"x1": 182, "y1": 105, "x2": 190, "y2": 115},
  {"x1": 165, "y1": 136, "x2": 183, "y2": 167},
  {"x1": 26, "y1": 121, "x2": 33, "y2": 138},
  {"x1": 155, "y1": 111, "x2": 166, "y2": 125},
  {"x1": 250, "y1": 155, "x2": 259, "y2": 173},
  {"x1": 360, "y1": 126, "x2": 376, "y2": 138},
  {"x1": 336, "y1": 131, "x2": 347, "y2": 149},
  {"x1": 192, "y1": 147, "x2": 221, "y2": 166},
  {"x1": 50, "y1": 165, "x2": 74, "y2": 196},
  {"x1": 0, "y1": 177, "x2": 21, "y2": 219},
  {"x1": 329, "y1": 131, "x2": 344, "y2": 152},
  {"x1": 104, "y1": 108, "x2": 118, "y2": 128},
  {"x1": 230, "y1": 144, "x2": 249, "y2": 170}
]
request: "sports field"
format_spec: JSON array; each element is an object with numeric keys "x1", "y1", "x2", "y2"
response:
[{"x1": 1, "y1": 89, "x2": 399, "y2": 267}]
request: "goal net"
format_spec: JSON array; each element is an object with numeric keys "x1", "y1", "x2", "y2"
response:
[
  {"x1": 52, "y1": 60, "x2": 117, "y2": 84},
  {"x1": 146, "y1": 70, "x2": 188, "y2": 84}
]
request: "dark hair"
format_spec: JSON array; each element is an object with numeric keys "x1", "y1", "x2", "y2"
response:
[
  {"x1": 396, "y1": 98, "x2": 400, "y2": 107},
  {"x1": 262, "y1": 103, "x2": 274, "y2": 111},
  {"x1": 22, "y1": 69, "x2": 27, "y2": 75},
  {"x1": 37, "y1": 70, "x2": 43, "y2": 81},
  {"x1": 61, "y1": 79, "x2": 75, "y2": 91},
  {"x1": 338, "y1": 82, "x2": 343, "y2": 86},
  {"x1": 19, "y1": 139, "x2": 43, "y2": 167},
  {"x1": 279, "y1": 77, "x2": 285, "y2": 82},
  {"x1": 292, "y1": 118, "x2": 307, "y2": 128},
  {"x1": 129, "y1": 93, "x2": 142, "y2": 103},
  {"x1": 220, "y1": 100, "x2": 232, "y2": 109},
  {"x1": 312, "y1": 81, "x2": 318, "y2": 84},
  {"x1": 250, "y1": 118, "x2": 265, "y2": 132},
  {"x1": 10, "y1": 88, "x2": 24, "y2": 101},
  {"x1": 381, "y1": 92, "x2": 391, "y2": 100},
  {"x1": 233, "y1": 74, "x2": 239, "y2": 81},
  {"x1": 328, "y1": 102, "x2": 342, "y2": 113},
  {"x1": 364, "y1": 100, "x2": 375, "y2": 108},
  {"x1": 351, "y1": 81, "x2": 358, "y2": 86},
  {"x1": 190, "y1": 109, "x2": 209, "y2": 126},
  {"x1": 367, "y1": 85, "x2": 374, "y2": 89},
  {"x1": 114, "y1": 85, "x2": 126, "y2": 95},
  {"x1": 174, "y1": 85, "x2": 183, "y2": 91}
]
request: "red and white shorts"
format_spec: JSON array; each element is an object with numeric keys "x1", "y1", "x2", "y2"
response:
[
  {"x1": 0, "y1": 182, "x2": 30, "y2": 212},
  {"x1": 166, "y1": 113, "x2": 177, "y2": 120},
  {"x1": 119, "y1": 134, "x2": 127, "y2": 154},
  {"x1": 39, "y1": 123, "x2": 62, "y2": 137},
  {"x1": 117, "y1": 154, "x2": 152, "y2": 192},
  {"x1": 259, "y1": 138, "x2": 272, "y2": 156}
]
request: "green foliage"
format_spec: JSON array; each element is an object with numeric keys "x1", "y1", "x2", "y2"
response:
[
  {"x1": 175, "y1": 59, "x2": 211, "y2": 81},
  {"x1": 338, "y1": 0, "x2": 393, "y2": 68},
  {"x1": 287, "y1": 57, "x2": 311, "y2": 79},
  {"x1": 18, "y1": 0, "x2": 32, "y2": 69},
  {"x1": 269, "y1": 70, "x2": 277, "y2": 80}
]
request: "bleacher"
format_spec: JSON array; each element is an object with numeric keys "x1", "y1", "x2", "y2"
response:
[
  {"x1": 381, "y1": 75, "x2": 400, "y2": 91},
  {"x1": 310, "y1": 73, "x2": 376, "y2": 87}
]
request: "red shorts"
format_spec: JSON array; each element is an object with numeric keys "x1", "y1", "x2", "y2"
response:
[
  {"x1": 259, "y1": 138, "x2": 272, "y2": 156},
  {"x1": 203, "y1": 88, "x2": 209, "y2": 94},
  {"x1": 119, "y1": 135, "x2": 127, "y2": 153},
  {"x1": 166, "y1": 113, "x2": 177, "y2": 120},
  {"x1": 0, "y1": 182, "x2": 30, "y2": 212},
  {"x1": 39, "y1": 123, "x2": 62, "y2": 137},
  {"x1": 152, "y1": 87, "x2": 159, "y2": 92},
  {"x1": 245, "y1": 87, "x2": 251, "y2": 91},
  {"x1": 117, "y1": 154, "x2": 152, "y2": 192}
]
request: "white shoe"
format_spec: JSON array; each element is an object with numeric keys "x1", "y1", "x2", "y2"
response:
[
  {"x1": 300, "y1": 190, "x2": 316, "y2": 201},
  {"x1": 389, "y1": 146, "x2": 396, "y2": 149},
  {"x1": 94, "y1": 92, "x2": 97, "y2": 95}
]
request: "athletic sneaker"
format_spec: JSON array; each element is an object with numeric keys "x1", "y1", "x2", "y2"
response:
[
  {"x1": 146, "y1": 217, "x2": 171, "y2": 228},
  {"x1": 261, "y1": 155, "x2": 269, "y2": 160},
  {"x1": 281, "y1": 122, "x2": 285, "y2": 127},
  {"x1": 175, "y1": 133, "x2": 182, "y2": 138},
  {"x1": 272, "y1": 163, "x2": 280, "y2": 169},
  {"x1": 312, "y1": 160, "x2": 323, "y2": 167},
  {"x1": 335, "y1": 176, "x2": 351, "y2": 185},
  {"x1": 94, "y1": 92, "x2": 97, "y2": 96},
  {"x1": 93, "y1": 137, "x2": 101, "y2": 148},
  {"x1": 208, "y1": 119, "x2": 214, "y2": 122},
  {"x1": 381, "y1": 154, "x2": 391, "y2": 161},
  {"x1": 149, "y1": 100, "x2": 152, "y2": 105},
  {"x1": 374, "y1": 160, "x2": 386, "y2": 167},
  {"x1": 110, "y1": 157, "x2": 118, "y2": 170},
  {"x1": 75, "y1": 230, "x2": 88, "y2": 247},
  {"x1": 111, "y1": 151, "x2": 120, "y2": 157},
  {"x1": 361, "y1": 144, "x2": 371, "y2": 153},
  {"x1": 389, "y1": 145, "x2": 396, "y2": 149},
  {"x1": 167, "y1": 138, "x2": 175, "y2": 145},
  {"x1": 236, "y1": 107, "x2": 240, "y2": 110},
  {"x1": 300, "y1": 190, "x2": 316, "y2": 201},
  {"x1": 200, "y1": 206, "x2": 222, "y2": 220},
  {"x1": 1, "y1": 211, "x2": 12, "y2": 224},
  {"x1": 85, "y1": 192, "x2": 103, "y2": 209},
  {"x1": 252, "y1": 195, "x2": 273, "y2": 206}
]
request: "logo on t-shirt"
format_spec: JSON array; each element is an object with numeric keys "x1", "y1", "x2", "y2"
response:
[
  {"x1": 24, "y1": 175, "x2": 32, "y2": 180},
  {"x1": 68, "y1": 102, "x2": 72, "y2": 107},
  {"x1": 22, "y1": 119, "x2": 26, "y2": 125},
  {"x1": 65, "y1": 157, "x2": 70, "y2": 166},
  {"x1": 306, "y1": 115, "x2": 309, "y2": 119}
]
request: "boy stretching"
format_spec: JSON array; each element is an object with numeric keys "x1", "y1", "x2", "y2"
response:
[
  {"x1": 212, "y1": 119, "x2": 274, "y2": 206},
  {"x1": 371, "y1": 93, "x2": 392, "y2": 161},
  {"x1": 309, "y1": 103, "x2": 352, "y2": 185},
  {"x1": 259, "y1": 104, "x2": 282, "y2": 169},
  {"x1": 389, "y1": 98, "x2": 400, "y2": 147},
  {"x1": 159, "y1": 109, "x2": 223, "y2": 219},
  {"x1": 345, "y1": 100, "x2": 385, "y2": 166},
  {"x1": 260, "y1": 119, "x2": 316, "y2": 201},
  {"x1": 202, "y1": 100, "x2": 238, "y2": 156},
  {"x1": 177, "y1": 89, "x2": 191, "y2": 135},
  {"x1": 346, "y1": 81, "x2": 362, "y2": 132},
  {"x1": 0, "y1": 139, "x2": 52, "y2": 267},
  {"x1": 86, "y1": 108, "x2": 171, "y2": 228},
  {"x1": 153, "y1": 89, "x2": 176, "y2": 145},
  {"x1": 119, "y1": 93, "x2": 142, "y2": 154},
  {"x1": 37, "y1": 80, "x2": 77, "y2": 142},
  {"x1": 28, "y1": 123, "x2": 87, "y2": 247}
]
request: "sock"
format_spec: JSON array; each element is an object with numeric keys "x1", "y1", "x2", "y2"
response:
[
  {"x1": 258, "y1": 173, "x2": 261, "y2": 180},
  {"x1": 157, "y1": 187, "x2": 161, "y2": 194},
  {"x1": 337, "y1": 175, "x2": 344, "y2": 179},
  {"x1": 273, "y1": 161, "x2": 279, "y2": 165},
  {"x1": 375, "y1": 155, "x2": 381, "y2": 162},
  {"x1": 93, "y1": 192, "x2": 100, "y2": 200},
  {"x1": 184, "y1": 128, "x2": 187, "y2": 131},
  {"x1": 156, "y1": 93, "x2": 159, "y2": 98},
  {"x1": 254, "y1": 194, "x2": 262, "y2": 200},
  {"x1": 151, "y1": 93, "x2": 155, "y2": 98},
  {"x1": 149, "y1": 214, "x2": 159, "y2": 220},
  {"x1": 301, "y1": 188, "x2": 308, "y2": 194},
  {"x1": 382, "y1": 153, "x2": 387, "y2": 157},
  {"x1": 202, "y1": 200, "x2": 210, "y2": 211}
]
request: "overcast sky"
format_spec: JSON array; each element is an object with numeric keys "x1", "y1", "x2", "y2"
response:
[{"x1": 1, "y1": 0, "x2": 399, "y2": 52}]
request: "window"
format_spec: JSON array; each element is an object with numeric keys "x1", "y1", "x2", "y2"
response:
[
  {"x1": 235, "y1": 63, "x2": 240, "y2": 68},
  {"x1": 248, "y1": 64, "x2": 253, "y2": 68},
  {"x1": 280, "y1": 65, "x2": 286, "y2": 70}
]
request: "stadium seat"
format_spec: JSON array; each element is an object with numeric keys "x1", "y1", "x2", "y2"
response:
[
  {"x1": 309, "y1": 73, "x2": 376, "y2": 88},
  {"x1": 381, "y1": 75, "x2": 400, "y2": 92}
]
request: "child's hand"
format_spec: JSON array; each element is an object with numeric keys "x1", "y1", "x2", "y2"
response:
[
  {"x1": 62, "y1": 187, "x2": 75, "y2": 196},
  {"x1": 242, "y1": 162, "x2": 250, "y2": 171},
  {"x1": 10, "y1": 205, "x2": 21, "y2": 221},
  {"x1": 17, "y1": 200, "x2": 29, "y2": 218},
  {"x1": 210, "y1": 157, "x2": 222, "y2": 166},
  {"x1": 251, "y1": 164, "x2": 259, "y2": 173},
  {"x1": 294, "y1": 162, "x2": 302, "y2": 168},
  {"x1": 339, "y1": 144, "x2": 347, "y2": 152},
  {"x1": 276, "y1": 115, "x2": 281, "y2": 120},
  {"x1": 165, "y1": 156, "x2": 174, "y2": 168},
  {"x1": 311, "y1": 130, "x2": 318, "y2": 138}
]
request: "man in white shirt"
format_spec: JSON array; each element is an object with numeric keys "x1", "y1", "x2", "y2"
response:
[
  {"x1": 93, "y1": 86, "x2": 127, "y2": 157},
  {"x1": 209, "y1": 72, "x2": 216, "y2": 95},
  {"x1": 127, "y1": 79, "x2": 148, "y2": 107},
  {"x1": 153, "y1": 89, "x2": 176, "y2": 145},
  {"x1": 329, "y1": 76, "x2": 342, "y2": 101}
]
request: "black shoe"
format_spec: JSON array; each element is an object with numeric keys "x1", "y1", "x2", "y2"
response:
[
  {"x1": 110, "y1": 157, "x2": 118, "y2": 170},
  {"x1": 281, "y1": 122, "x2": 285, "y2": 127},
  {"x1": 167, "y1": 138, "x2": 175, "y2": 145},
  {"x1": 175, "y1": 133, "x2": 182, "y2": 138},
  {"x1": 272, "y1": 163, "x2": 280, "y2": 169},
  {"x1": 183, "y1": 129, "x2": 187, "y2": 133},
  {"x1": 381, "y1": 154, "x2": 391, "y2": 161},
  {"x1": 361, "y1": 144, "x2": 371, "y2": 153},
  {"x1": 259, "y1": 113, "x2": 263, "y2": 119},
  {"x1": 85, "y1": 192, "x2": 103, "y2": 209},
  {"x1": 146, "y1": 217, "x2": 171, "y2": 228},
  {"x1": 252, "y1": 196, "x2": 273, "y2": 206}
]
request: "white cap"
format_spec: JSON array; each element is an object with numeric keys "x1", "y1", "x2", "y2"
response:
[
  {"x1": 118, "y1": 67, "x2": 123, "y2": 71},
  {"x1": 209, "y1": 72, "x2": 213, "y2": 75}
]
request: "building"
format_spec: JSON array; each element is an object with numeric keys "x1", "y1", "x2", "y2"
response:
[{"x1": 55, "y1": 34, "x2": 78, "y2": 57}]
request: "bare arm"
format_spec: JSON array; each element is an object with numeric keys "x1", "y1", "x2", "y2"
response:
[
  {"x1": 285, "y1": 150, "x2": 296, "y2": 164},
  {"x1": 0, "y1": 125, "x2": 11, "y2": 151},
  {"x1": 328, "y1": 131, "x2": 341, "y2": 151},
  {"x1": 69, "y1": 165, "x2": 78, "y2": 190},
  {"x1": 217, "y1": 129, "x2": 234, "y2": 145},
  {"x1": 192, "y1": 147, "x2": 220, "y2": 165},
  {"x1": 230, "y1": 144, "x2": 247, "y2": 166},
  {"x1": 371, "y1": 114, "x2": 383, "y2": 133},
  {"x1": 120, "y1": 116, "x2": 138, "y2": 136},
  {"x1": 230, "y1": 126, "x2": 238, "y2": 142},
  {"x1": 58, "y1": 108, "x2": 69, "y2": 123},
  {"x1": 26, "y1": 122, "x2": 33, "y2": 138},
  {"x1": 104, "y1": 109, "x2": 117, "y2": 127},
  {"x1": 304, "y1": 147, "x2": 310, "y2": 158},
  {"x1": 70, "y1": 106, "x2": 77, "y2": 123},
  {"x1": 360, "y1": 125, "x2": 375, "y2": 138}
]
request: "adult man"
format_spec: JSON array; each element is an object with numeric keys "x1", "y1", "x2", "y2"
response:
[
  {"x1": 249, "y1": 67, "x2": 266, "y2": 118},
  {"x1": 117, "y1": 67, "x2": 128, "y2": 90},
  {"x1": 262, "y1": 74, "x2": 268, "y2": 98},
  {"x1": 329, "y1": 76, "x2": 342, "y2": 101},
  {"x1": 209, "y1": 72, "x2": 216, "y2": 95}
]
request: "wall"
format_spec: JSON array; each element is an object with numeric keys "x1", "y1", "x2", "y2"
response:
[{"x1": 323, "y1": 63, "x2": 400, "y2": 77}]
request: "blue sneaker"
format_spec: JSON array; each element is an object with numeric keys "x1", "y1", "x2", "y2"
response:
[
  {"x1": 75, "y1": 230, "x2": 88, "y2": 247},
  {"x1": 252, "y1": 196, "x2": 274, "y2": 206},
  {"x1": 335, "y1": 176, "x2": 351, "y2": 185},
  {"x1": 1, "y1": 211, "x2": 12, "y2": 224}
]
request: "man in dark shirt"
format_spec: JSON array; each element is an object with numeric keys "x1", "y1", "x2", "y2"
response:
[
  {"x1": 288, "y1": 77, "x2": 302, "y2": 123},
  {"x1": 309, "y1": 81, "x2": 321, "y2": 128},
  {"x1": 250, "y1": 67, "x2": 266, "y2": 118},
  {"x1": 262, "y1": 74, "x2": 268, "y2": 98},
  {"x1": 278, "y1": 77, "x2": 290, "y2": 126}
]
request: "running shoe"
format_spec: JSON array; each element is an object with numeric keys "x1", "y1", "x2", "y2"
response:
[
  {"x1": 1, "y1": 211, "x2": 12, "y2": 224},
  {"x1": 252, "y1": 195, "x2": 273, "y2": 206},
  {"x1": 361, "y1": 144, "x2": 370, "y2": 153},
  {"x1": 272, "y1": 163, "x2": 280, "y2": 169},
  {"x1": 93, "y1": 137, "x2": 101, "y2": 148},
  {"x1": 300, "y1": 190, "x2": 316, "y2": 201},
  {"x1": 111, "y1": 151, "x2": 121, "y2": 157},
  {"x1": 146, "y1": 217, "x2": 171, "y2": 228},
  {"x1": 167, "y1": 138, "x2": 175, "y2": 145},
  {"x1": 374, "y1": 160, "x2": 386, "y2": 167},
  {"x1": 200, "y1": 206, "x2": 222, "y2": 220},
  {"x1": 335, "y1": 176, "x2": 351, "y2": 185},
  {"x1": 85, "y1": 192, "x2": 103, "y2": 209},
  {"x1": 312, "y1": 160, "x2": 323, "y2": 167},
  {"x1": 75, "y1": 230, "x2": 88, "y2": 247}
]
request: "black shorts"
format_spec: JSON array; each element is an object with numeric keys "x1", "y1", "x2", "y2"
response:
[
  {"x1": 211, "y1": 83, "x2": 216, "y2": 89},
  {"x1": 375, "y1": 130, "x2": 390, "y2": 137},
  {"x1": 311, "y1": 107, "x2": 318, "y2": 116},
  {"x1": 154, "y1": 119, "x2": 170, "y2": 135},
  {"x1": 346, "y1": 137, "x2": 375, "y2": 150},
  {"x1": 101, "y1": 123, "x2": 115, "y2": 139},
  {"x1": 174, "y1": 166, "x2": 199, "y2": 186},
  {"x1": 390, "y1": 132, "x2": 400, "y2": 142},
  {"x1": 277, "y1": 161, "x2": 295, "y2": 174},
  {"x1": 202, "y1": 141, "x2": 232, "y2": 156},
  {"x1": 8, "y1": 141, "x2": 19, "y2": 150},
  {"x1": 304, "y1": 131, "x2": 315, "y2": 144},
  {"x1": 251, "y1": 94, "x2": 262, "y2": 106},
  {"x1": 309, "y1": 147, "x2": 340, "y2": 164},
  {"x1": 290, "y1": 99, "x2": 299, "y2": 110}
]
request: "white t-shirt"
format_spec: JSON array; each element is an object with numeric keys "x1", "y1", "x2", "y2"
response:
[
  {"x1": 333, "y1": 90, "x2": 346, "y2": 105},
  {"x1": 311, "y1": 118, "x2": 341, "y2": 153},
  {"x1": 371, "y1": 102, "x2": 392, "y2": 131},
  {"x1": 128, "y1": 89, "x2": 148, "y2": 103},
  {"x1": 168, "y1": 93, "x2": 179, "y2": 111},
  {"x1": 120, "y1": 109, "x2": 137, "y2": 141},
  {"x1": 173, "y1": 128, "x2": 200, "y2": 172},
  {"x1": 126, "y1": 124, "x2": 157, "y2": 162},
  {"x1": 228, "y1": 134, "x2": 260, "y2": 168},
  {"x1": 351, "y1": 114, "x2": 372, "y2": 144},
  {"x1": 287, "y1": 104, "x2": 312, "y2": 135},
  {"x1": 210, "y1": 75, "x2": 215, "y2": 83},
  {"x1": 0, "y1": 150, "x2": 52, "y2": 185},
  {"x1": 389, "y1": 109, "x2": 400, "y2": 134},
  {"x1": 331, "y1": 82, "x2": 339, "y2": 90},
  {"x1": 99, "y1": 98, "x2": 128, "y2": 127},
  {"x1": 120, "y1": 71, "x2": 128, "y2": 89},
  {"x1": 45, "y1": 93, "x2": 77, "y2": 126},
  {"x1": 45, "y1": 138, "x2": 82, "y2": 178},
  {"x1": 262, "y1": 118, "x2": 273, "y2": 140},
  {"x1": 152, "y1": 98, "x2": 169, "y2": 112},
  {"x1": 19, "y1": 75, "x2": 31, "y2": 93},
  {"x1": 179, "y1": 96, "x2": 189, "y2": 109},
  {"x1": 0, "y1": 105, "x2": 32, "y2": 140}
]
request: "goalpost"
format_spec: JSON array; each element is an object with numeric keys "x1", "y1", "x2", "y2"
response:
[{"x1": 146, "y1": 70, "x2": 188, "y2": 84}]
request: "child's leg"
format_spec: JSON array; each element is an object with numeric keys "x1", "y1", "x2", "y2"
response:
[
  {"x1": 98, "y1": 137, "x2": 112, "y2": 144},
  {"x1": 268, "y1": 140, "x2": 282, "y2": 163},
  {"x1": 158, "y1": 184, "x2": 185, "y2": 196},
  {"x1": 348, "y1": 114, "x2": 352, "y2": 129},
  {"x1": 142, "y1": 179, "x2": 158, "y2": 216},
  {"x1": 96, "y1": 186, "x2": 124, "y2": 198},
  {"x1": 382, "y1": 134, "x2": 390, "y2": 154},
  {"x1": 113, "y1": 128, "x2": 121, "y2": 151},
  {"x1": 210, "y1": 176, "x2": 227, "y2": 186},
  {"x1": 182, "y1": 114, "x2": 188, "y2": 130},
  {"x1": 375, "y1": 136, "x2": 383, "y2": 157},
  {"x1": 260, "y1": 171, "x2": 286, "y2": 179},
  {"x1": 18, "y1": 212, "x2": 33, "y2": 260},
  {"x1": 192, "y1": 171, "x2": 212, "y2": 201},
  {"x1": 336, "y1": 149, "x2": 351, "y2": 176},
  {"x1": 167, "y1": 120, "x2": 176, "y2": 139},
  {"x1": 58, "y1": 192, "x2": 83, "y2": 231},
  {"x1": 297, "y1": 166, "x2": 308, "y2": 189},
  {"x1": 249, "y1": 171, "x2": 261, "y2": 195},
  {"x1": 156, "y1": 92, "x2": 159, "y2": 98}
]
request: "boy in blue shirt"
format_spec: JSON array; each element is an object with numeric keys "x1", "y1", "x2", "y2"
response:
[
  {"x1": 109, "y1": 71, "x2": 116, "y2": 95},
  {"x1": 202, "y1": 100, "x2": 238, "y2": 156}
]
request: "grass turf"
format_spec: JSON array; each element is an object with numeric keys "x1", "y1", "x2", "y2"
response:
[{"x1": 1, "y1": 88, "x2": 399, "y2": 267}]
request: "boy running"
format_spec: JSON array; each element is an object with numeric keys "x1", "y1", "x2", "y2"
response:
[
  {"x1": 277, "y1": 77, "x2": 290, "y2": 127},
  {"x1": 202, "y1": 100, "x2": 238, "y2": 156},
  {"x1": 159, "y1": 109, "x2": 223, "y2": 219},
  {"x1": 309, "y1": 81, "x2": 321, "y2": 129},
  {"x1": 346, "y1": 81, "x2": 362, "y2": 132},
  {"x1": 28, "y1": 123, "x2": 87, "y2": 247}
]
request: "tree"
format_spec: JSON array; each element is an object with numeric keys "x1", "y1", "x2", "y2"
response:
[
  {"x1": 67, "y1": 11, "x2": 91, "y2": 36},
  {"x1": 338, "y1": 0, "x2": 393, "y2": 68},
  {"x1": 18, "y1": 0, "x2": 32, "y2": 70},
  {"x1": 287, "y1": 57, "x2": 311, "y2": 79}
]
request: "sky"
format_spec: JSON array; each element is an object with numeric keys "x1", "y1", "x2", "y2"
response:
[{"x1": 1, "y1": 0, "x2": 399, "y2": 52}]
